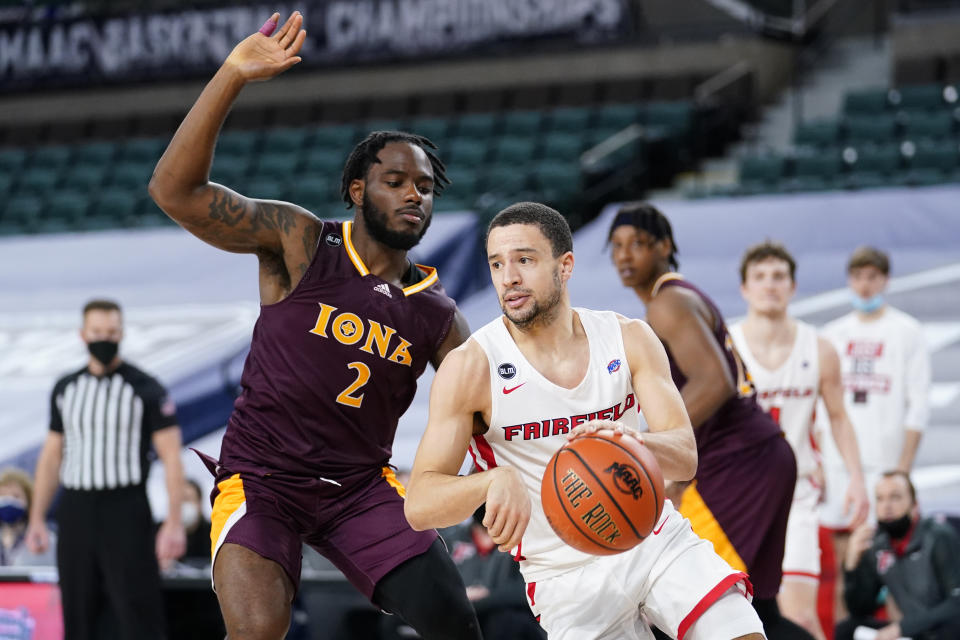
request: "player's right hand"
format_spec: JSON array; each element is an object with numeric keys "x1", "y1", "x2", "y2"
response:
[
  {"x1": 224, "y1": 11, "x2": 307, "y2": 83},
  {"x1": 25, "y1": 520, "x2": 50, "y2": 554},
  {"x1": 483, "y1": 467, "x2": 531, "y2": 553},
  {"x1": 844, "y1": 521, "x2": 875, "y2": 570}
]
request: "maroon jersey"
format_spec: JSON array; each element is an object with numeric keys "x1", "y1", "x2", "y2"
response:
[
  {"x1": 653, "y1": 275, "x2": 783, "y2": 476},
  {"x1": 220, "y1": 220, "x2": 457, "y2": 478}
]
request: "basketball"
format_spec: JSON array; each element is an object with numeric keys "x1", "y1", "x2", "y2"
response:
[{"x1": 540, "y1": 431, "x2": 664, "y2": 555}]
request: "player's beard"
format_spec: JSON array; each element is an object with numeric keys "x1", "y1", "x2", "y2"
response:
[
  {"x1": 503, "y1": 267, "x2": 563, "y2": 331},
  {"x1": 361, "y1": 193, "x2": 431, "y2": 251}
]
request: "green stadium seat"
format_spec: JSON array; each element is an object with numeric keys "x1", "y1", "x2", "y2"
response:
[
  {"x1": 407, "y1": 117, "x2": 450, "y2": 143},
  {"x1": 310, "y1": 125, "x2": 358, "y2": 150},
  {"x1": 62, "y1": 165, "x2": 109, "y2": 191},
  {"x1": 892, "y1": 84, "x2": 948, "y2": 111},
  {"x1": 74, "y1": 141, "x2": 117, "y2": 164},
  {"x1": 542, "y1": 132, "x2": 584, "y2": 162},
  {"x1": 217, "y1": 130, "x2": 260, "y2": 156},
  {"x1": 210, "y1": 156, "x2": 251, "y2": 185},
  {"x1": 644, "y1": 101, "x2": 695, "y2": 136},
  {"x1": 531, "y1": 162, "x2": 582, "y2": 203},
  {"x1": 262, "y1": 127, "x2": 305, "y2": 155},
  {"x1": 845, "y1": 115, "x2": 898, "y2": 145},
  {"x1": 443, "y1": 169, "x2": 481, "y2": 202},
  {"x1": 455, "y1": 113, "x2": 497, "y2": 138},
  {"x1": 28, "y1": 145, "x2": 72, "y2": 170},
  {"x1": 843, "y1": 88, "x2": 890, "y2": 115},
  {"x1": 792, "y1": 150, "x2": 843, "y2": 179},
  {"x1": 93, "y1": 188, "x2": 139, "y2": 220},
  {"x1": 0, "y1": 172, "x2": 14, "y2": 195},
  {"x1": 109, "y1": 162, "x2": 154, "y2": 190},
  {"x1": 363, "y1": 119, "x2": 402, "y2": 134},
  {"x1": 433, "y1": 196, "x2": 470, "y2": 213},
  {"x1": 481, "y1": 166, "x2": 529, "y2": 195},
  {"x1": 501, "y1": 111, "x2": 543, "y2": 137},
  {"x1": 492, "y1": 137, "x2": 537, "y2": 165},
  {"x1": 447, "y1": 138, "x2": 488, "y2": 166},
  {"x1": 794, "y1": 120, "x2": 842, "y2": 148},
  {"x1": 903, "y1": 142, "x2": 960, "y2": 185},
  {"x1": 3, "y1": 195, "x2": 43, "y2": 226},
  {"x1": 595, "y1": 103, "x2": 642, "y2": 131},
  {"x1": 46, "y1": 191, "x2": 91, "y2": 225},
  {"x1": 17, "y1": 167, "x2": 60, "y2": 194},
  {"x1": 289, "y1": 176, "x2": 335, "y2": 213},
  {"x1": 80, "y1": 214, "x2": 122, "y2": 232},
  {"x1": 740, "y1": 156, "x2": 786, "y2": 186},
  {"x1": 0, "y1": 148, "x2": 27, "y2": 173},
  {"x1": 119, "y1": 138, "x2": 166, "y2": 163},
  {"x1": 302, "y1": 148, "x2": 345, "y2": 175},
  {"x1": 253, "y1": 152, "x2": 300, "y2": 179},
  {"x1": 902, "y1": 112, "x2": 956, "y2": 141},
  {"x1": 844, "y1": 146, "x2": 902, "y2": 189},
  {"x1": 245, "y1": 178, "x2": 288, "y2": 201},
  {"x1": 546, "y1": 107, "x2": 591, "y2": 133}
]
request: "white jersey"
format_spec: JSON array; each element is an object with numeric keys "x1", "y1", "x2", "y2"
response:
[
  {"x1": 729, "y1": 320, "x2": 820, "y2": 478},
  {"x1": 468, "y1": 308, "x2": 641, "y2": 583},
  {"x1": 818, "y1": 307, "x2": 930, "y2": 474}
]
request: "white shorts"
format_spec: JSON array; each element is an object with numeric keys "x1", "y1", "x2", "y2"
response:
[
  {"x1": 820, "y1": 467, "x2": 879, "y2": 530},
  {"x1": 526, "y1": 502, "x2": 764, "y2": 640},
  {"x1": 782, "y1": 475, "x2": 822, "y2": 581}
]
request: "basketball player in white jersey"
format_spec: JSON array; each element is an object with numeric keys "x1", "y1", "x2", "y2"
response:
[
  {"x1": 405, "y1": 202, "x2": 765, "y2": 640},
  {"x1": 729, "y1": 242, "x2": 869, "y2": 640}
]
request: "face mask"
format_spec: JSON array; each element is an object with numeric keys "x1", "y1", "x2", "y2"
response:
[
  {"x1": 850, "y1": 292, "x2": 884, "y2": 313},
  {"x1": 0, "y1": 496, "x2": 27, "y2": 524},
  {"x1": 877, "y1": 513, "x2": 913, "y2": 539},
  {"x1": 87, "y1": 340, "x2": 119, "y2": 366},
  {"x1": 181, "y1": 502, "x2": 200, "y2": 529}
]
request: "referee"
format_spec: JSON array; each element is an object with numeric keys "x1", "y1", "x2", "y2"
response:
[{"x1": 26, "y1": 299, "x2": 186, "y2": 640}]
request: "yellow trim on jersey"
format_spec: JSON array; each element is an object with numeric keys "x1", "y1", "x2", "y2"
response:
[
  {"x1": 342, "y1": 221, "x2": 370, "y2": 276},
  {"x1": 651, "y1": 271, "x2": 684, "y2": 297},
  {"x1": 403, "y1": 265, "x2": 438, "y2": 297},
  {"x1": 210, "y1": 473, "x2": 245, "y2": 559},
  {"x1": 381, "y1": 466, "x2": 407, "y2": 498},
  {"x1": 678, "y1": 481, "x2": 748, "y2": 573}
]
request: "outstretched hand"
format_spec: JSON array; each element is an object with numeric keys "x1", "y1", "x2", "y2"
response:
[{"x1": 224, "y1": 11, "x2": 307, "y2": 82}]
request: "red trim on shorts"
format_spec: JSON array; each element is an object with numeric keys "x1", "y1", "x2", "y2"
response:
[
  {"x1": 473, "y1": 435, "x2": 499, "y2": 469},
  {"x1": 467, "y1": 444, "x2": 482, "y2": 471},
  {"x1": 526, "y1": 582, "x2": 537, "y2": 607},
  {"x1": 783, "y1": 570, "x2": 821, "y2": 580},
  {"x1": 677, "y1": 572, "x2": 750, "y2": 640}
]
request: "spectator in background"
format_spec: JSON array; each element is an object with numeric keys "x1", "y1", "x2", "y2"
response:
[
  {"x1": 0, "y1": 467, "x2": 56, "y2": 567},
  {"x1": 819, "y1": 247, "x2": 932, "y2": 622},
  {"x1": 180, "y1": 478, "x2": 212, "y2": 562},
  {"x1": 836, "y1": 471, "x2": 960, "y2": 640},
  {"x1": 25, "y1": 299, "x2": 186, "y2": 640}
]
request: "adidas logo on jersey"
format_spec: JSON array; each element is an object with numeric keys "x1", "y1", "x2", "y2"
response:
[{"x1": 373, "y1": 283, "x2": 392, "y2": 298}]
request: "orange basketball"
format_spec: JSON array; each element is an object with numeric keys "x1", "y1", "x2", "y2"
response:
[{"x1": 540, "y1": 431, "x2": 664, "y2": 555}]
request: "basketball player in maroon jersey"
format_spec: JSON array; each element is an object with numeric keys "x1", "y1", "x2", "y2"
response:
[
  {"x1": 608, "y1": 203, "x2": 812, "y2": 640},
  {"x1": 149, "y1": 12, "x2": 480, "y2": 640}
]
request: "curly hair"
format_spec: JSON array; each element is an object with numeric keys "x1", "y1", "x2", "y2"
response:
[
  {"x1": 607, "y1": 202, "x2": 679, "y2": 271},
  {"x1": 340, "y1": 131, "x2": 449, "y2": 208}
]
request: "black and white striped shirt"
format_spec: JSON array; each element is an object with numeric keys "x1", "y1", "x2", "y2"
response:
[{"x1": 49, "y1": 363, "x2": 178, "y2": 490}]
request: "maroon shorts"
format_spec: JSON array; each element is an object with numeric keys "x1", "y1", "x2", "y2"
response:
[{"x1": 205, "y1": 455, "x2": 437, "y2": 599}]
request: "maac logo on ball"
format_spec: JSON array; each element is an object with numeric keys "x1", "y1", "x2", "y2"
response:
[
  {"x1": 325, "y1": 234, "x2": 343, "y2": 247},
  {"x1": 604, "y1": 461, "x2": 644, "y2": 500},
  {"x1": 497, "y1": 363, "x2": 517, "y2": 380}
]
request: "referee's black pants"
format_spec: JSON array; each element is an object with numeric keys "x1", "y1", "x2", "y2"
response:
[{"x1": 57, "y1": 486, "x2": 166, "y2": 640}]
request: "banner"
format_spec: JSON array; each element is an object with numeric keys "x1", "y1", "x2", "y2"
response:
[{"x1": 0, "y1": 0, "x2": 631, "y2": 90}]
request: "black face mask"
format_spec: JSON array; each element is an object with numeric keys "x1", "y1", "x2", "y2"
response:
[
  {"x1": 87, "y1": 340, "x2": 119, "y2": 366},
  {"x1": 877, "y1": 513, "x2": 913, "y2": 539}
]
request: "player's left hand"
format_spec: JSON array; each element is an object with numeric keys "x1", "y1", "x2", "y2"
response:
[
  {"x1": 874, "y1": 622, "x2": 901, "y2": 640},
  {"x1": 844, "y1": 472, "x2": 870, "y2": 529},
  {"x1": 567, "y1": 420, "x2": 644, "y2": 444},
  {"x1": 156, "y1": 520, "x2": 187, "y2": 570}
]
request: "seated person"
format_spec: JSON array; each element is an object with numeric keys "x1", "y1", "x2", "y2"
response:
[
  {"x1": 837, "y1": 470, "x2": 960, "y2": 640},
  {"x1": 0, "y1": 467, "x2": 56, "y2": 567},
  {"x1": 181, "y1": 478, "x2": 212, "y2": 563}
]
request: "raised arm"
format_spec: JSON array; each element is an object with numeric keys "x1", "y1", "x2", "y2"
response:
[
  {"x1": 405, "y1": 340, "x2": 530, "y2": 551},
  {"x1": 819, "y1": 336, "x2": 869, "y2": 527},
  {"x1": 621, "y1": 317, "x2": 698, "y2": 481},
  {"x1": 148, "y1": 12, "x2": 317, "y2": 296},
  {"x1": 647, "y1": 289, "x2": 736, "y2": 428}
]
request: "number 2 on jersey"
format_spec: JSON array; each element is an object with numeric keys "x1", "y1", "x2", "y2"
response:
[{"x1": 337, "y1": 362, "x2": 371, "y2": 408}]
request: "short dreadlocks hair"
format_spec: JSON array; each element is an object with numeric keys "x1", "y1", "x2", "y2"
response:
[
  {"x1": 340, "y1": 131, "x2": 449, "y2": 208},
  {"x1": 607, "y1": 202, "x2": 679, "y2": 271}
]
